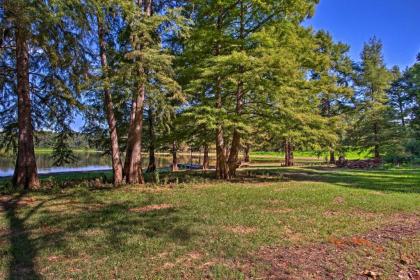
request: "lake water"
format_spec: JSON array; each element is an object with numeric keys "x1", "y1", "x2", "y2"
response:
[{"x1": 0, "y1": 152, "x2": 215, "y2": 177}]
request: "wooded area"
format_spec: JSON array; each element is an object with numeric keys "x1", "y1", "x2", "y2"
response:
[
  {"x1": 1, "y1": 2, "x2": 420, "y2": 279},
  {"x1": 1, "y1": 0, "x2": 419, "y2": 189}
]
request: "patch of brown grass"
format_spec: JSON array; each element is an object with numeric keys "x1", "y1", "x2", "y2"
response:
[
  {"x1": 224, "y1": 226, "x2": 257, "y2": 235},
  {"x1": 129, "y1": 204, "x2": 174, "y2": 213},
  {"x1": 237, "y1": 216, "x2": 420, "y2": 280}
]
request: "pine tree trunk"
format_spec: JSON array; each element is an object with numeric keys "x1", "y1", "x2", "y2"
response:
[
  {"x1": 289, "y1": 142, "x2": 294, "y2": 166},
  {"x1": 227, "y1": 2, "x2": 245, "y2": 178},
  {"x1": 124, "y1": 0, "x2": 152, "y2": 184},
  {"x1": 227, "y1": 83, "x2": 242, "y2": 176},
  {"x1": 215, "y1": 80, "x2": 228, "y2": 178},
  {"x1": 123, "y1": 98, "x2": 137, "y2": 179},
  {"x1": 98, "y1": 17, "x2": 123, "y2": 186},
  {"x1": 146, "y1": 108, "x2": 156, "y2": 173},
  {"x1": 171, "y1": 141, "x2": 178, "y2": 172},
  {"x1": 227, "y1": 128, "x2": 240, "y2": 177},
  {"x1": 374, "y1": 145, "x2": 380, "y2": 159},
  {"x1": 284, "y1": 140, "x2": 290, "y2": 167},
  {"x1": 214, "y1": 32, "x2": 228, "y2": 179},
  {"x1": 243, "y1": 144, "x2": 250, "y2": 163},
  {"x1": 373, "y1": 123, "x2": 380, "y2": 159},
  {"x1": 12, "y1": 27, "x2": 40, "y2": 189},
  {"x1": 329, "y1": 151, "x2": 336, "y2": 164},
  {"x1": 284, "y1": 140, "x2": 294, "y2": 167},
  {"x1": 203, "y1": 145, "x2": 209, "y2": 170},
  {"x1": 125, "y1": 83, "x2": 145, "y2": 184}
]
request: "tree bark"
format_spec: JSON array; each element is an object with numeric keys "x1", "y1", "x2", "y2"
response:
[
  {"x1": 123, "y1": 97, "x2": 137, "y2": 179},
  {"x1": 171, "y1": 141, "x2": 178, "y2": 172},
  {"x1": 125, "y1": 83, "x2": 145, "y2": 184},
  {"x1": 227, "y1": 1, "x2": 245, "y2": 178},
  {"x1": 329, "y1": 151, "x2": 336, "y2": 164},
  {"x1": 284, "y1": 139, "x2": 294, "y2": 167},
  {"x1": 215, "y1": 76, "x2": 228, "y2": 179},
  {"x1": 214, "y1": 12, "x2": 228, "y2": 179},
  {"x1": 146, "y1": 107, "x2": 156, "y2": 173},
  {"x1": 243, "y1": 144, "x2": 250, "y2": 163},
  {"x1": 374, "y1": 145, "x2": 380, "y2": 159},
  {"x1": 98, "y1": 16, "x2": 123, "y2": 186},
  {"x1": 373, "y1": 123, "x2": 380, "y2": 159},
  {"x1": 289, "y1": 142, "x2": 294, "y2": 166},
  {"x1": 124, "y1": 0, "x2": 153, "y2": 184},
  {"x1": 12, "y1": 27, "x2": 40, "y2": 189},
  {"x1": 203, "y1": 145, "x2": 209, "y2": 170},
  {"x1": 227, "y1": 80, "x2": 243, "y2": 177}
]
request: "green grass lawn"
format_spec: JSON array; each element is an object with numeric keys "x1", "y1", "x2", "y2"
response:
[
  {"x1": 250, "y1": 150, "x2": 372, "y2": 160},
  {"x1": 0, "y1": 167, "x2": 419, "y2": 279}
]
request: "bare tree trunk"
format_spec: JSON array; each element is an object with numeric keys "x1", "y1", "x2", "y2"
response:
[
  {"x1": 203, "y1": 145, "x2": 209, "y2": 170},
  {"x1": 12, "y1": 27, "x2": 40, "y2": 189},
  {"x1": 146, "y1": 108, "x2": 156, "y2": 173},
  {"x1": 171, "y1": 141, "x2": 178, "y2": 172},
  {"x1": 98, "y1": 16, "x2": 123, "y2": 186}
]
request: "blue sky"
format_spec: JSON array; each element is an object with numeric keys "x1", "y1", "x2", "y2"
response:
[{"x1": 305, "y1": 0, "x2": 420, "y2": 69}]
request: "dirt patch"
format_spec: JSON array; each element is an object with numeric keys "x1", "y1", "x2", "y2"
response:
[
  {"x1": 47, "y1": 255, "x2": 62, "y2": 262},
  {"x1": 161, "y1": 251, "x2": 204, "y2": 271},
  {"x1": 238, "y1": 216, "x2": 420, "y2": 279},
  {"x1": 46, "y1": 200, "x2": 104, "y2": 213},
  {"x1": 333, "y1": 196, "x2": 345, "y2": 205},
  {"x1": 40, "y1": 225, "x2": 62, "y2": 235},
  {"x1": 283, "y1": 226, "x2": 304, "y2": 242},
  {"x1": 225, "y1": 226, "x2": 257, "y2": 235},
  {"x1": 129, "y1": 204, "x2": 174, "y2": 213},
  {"x1": 323, "y1": 210, "x2": 340, "y2": 217}
]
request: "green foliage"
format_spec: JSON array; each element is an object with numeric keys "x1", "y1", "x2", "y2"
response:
[
  {"x1": 0, "y1": 0, "x2": 90, "y2": 162},
  {"x1": 349, "y1": 38, "x2": 394, "y2": 157},
  {"x1": 50, "y1": 125, "x2": 79, "y2": 166},
  {"x1": 2, "y1": 0, "x2": 420, "y2": 179}
]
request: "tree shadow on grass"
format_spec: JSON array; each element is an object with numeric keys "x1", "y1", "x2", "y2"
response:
[
  {"x1": 244, "y1": 167, "x2": 420, "y2": 194},
  {"x1": 1, "y1": 190, "x2": 200, "y2": 278},
  {"x1": 0, "y1": 194, "x2": 59, "y2": 280}
]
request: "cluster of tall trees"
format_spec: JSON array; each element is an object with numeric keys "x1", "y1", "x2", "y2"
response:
[{"x1": 1, "y1": 0, "x2": 419, "y2": 189}]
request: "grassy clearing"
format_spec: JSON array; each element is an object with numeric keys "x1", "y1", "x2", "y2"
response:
[
  {"x1": 34, "y1": 148, "x2": 100, "y2": 154},
  {"x1": 250, "y1": 150, "x2": 372, "y2": 160},
  {"x1": 0, "y1": 167, "x2": 419, "y2": 279}
]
